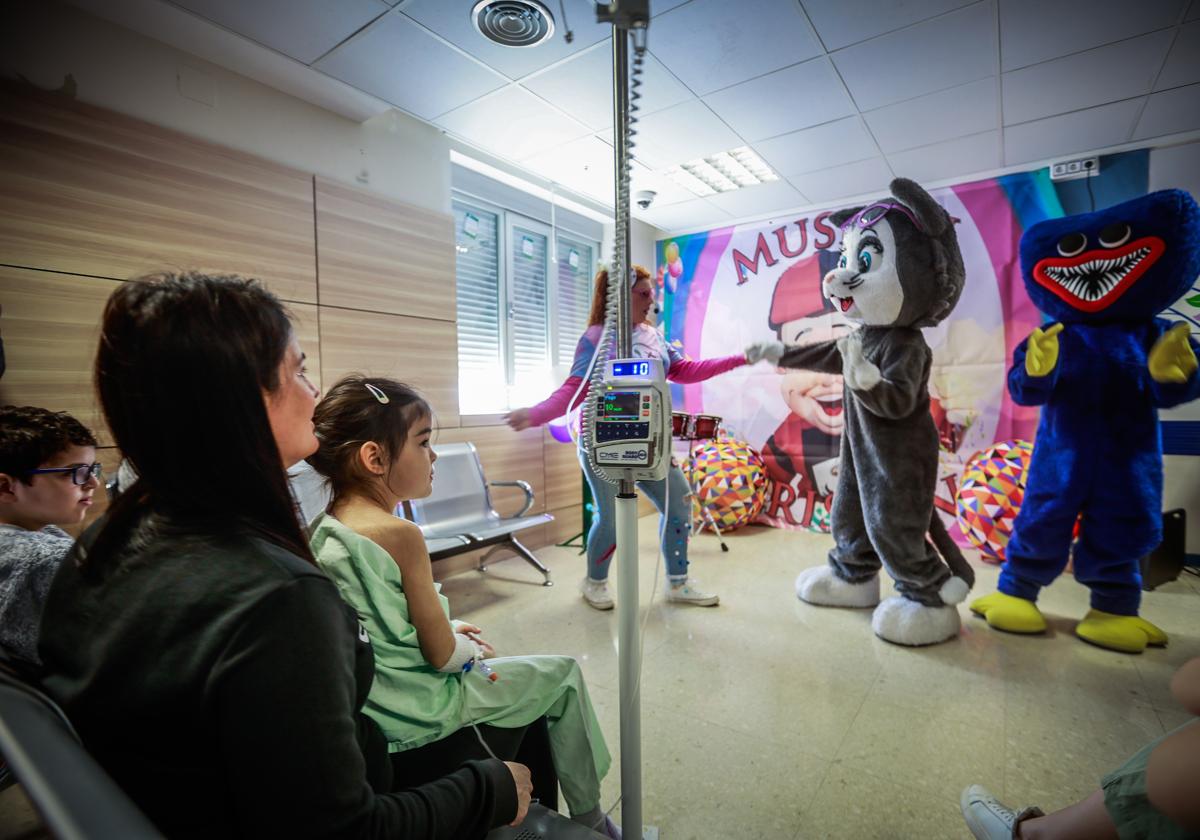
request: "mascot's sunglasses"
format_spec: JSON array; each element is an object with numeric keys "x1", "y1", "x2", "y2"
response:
[
  {"x1": 841, "y1": 201, "x2": 926, "y2": 234},
  {"x1": 26, "y1": 462, "x2": 103, "y2": 485}
]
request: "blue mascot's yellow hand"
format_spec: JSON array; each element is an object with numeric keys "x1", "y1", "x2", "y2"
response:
[
  {"x1": 1024, "y1": 322, "x2": 1064, "y2": 377},
  {"x1": 1149, "y1": 323, "x2": 1198, "y2": 384}
]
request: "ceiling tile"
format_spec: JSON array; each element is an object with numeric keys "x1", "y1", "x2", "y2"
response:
[
  {"x1": 164, "y1": 0, "x2": 386, "y2": 64},
  {"x1": 787, "y1": 156, "x2": 894, "y2": 204},
  {"x1": 629, "y1": 168, "x2": 705, "y2": 208},
  {"x1": 1156, "y1": 20, "x2": 1200, "y2": 90},
  {"x1": 886, "y1": 131, "x2": 1001, "y2": 183},
  {"x1": 1002, "y1": 98, "x2": 1144, "y2": 165},
  {"x1": 400, "y1": 0, "x2": 610, "y2": 80},
  {"x1": 437, "y1": 87, "x2": 593, "y2": 160},
  {"x1": 521, "y1": 43, "x2": 693, "y2": 130},
  {"x1": 703, "y1": 179, "x2": 808, "y2": 219},
  {"x1": 864, "y1": 78, "x2": 998, "y2": 153},
  {"x1": 638, "y1": 197, "x2": 732, "y2": 233},
  {"x1": 316, "y1": 14, "x2": 506, "y2": 119},
  {"x1": 1002, "y1": 30, "x2": 1173, "y2": 125},
  {"x1": 168, "y1": 0, "x2": 391, "y2": 64},
  {"x1": 999, "y1": 0, "x2": 1187, "y2": 71},
  {"x1": 702, "y1": 58, "x2": 855, "y2": 142},
  {"x1": 802, "y1": 0, "x2": 977, "y2": 51},
  {"x1": 650, "y1": 0, "x2": 693, "y2": 14},
  {"x1": 752, "y1": 116, "x2": 879, "y2": 178},
  {"x1": 1190, "y1": 1, "x2": 1200, "y2": 20},
  {"x1": 602, "y1": 99, "x2": 744, "y2": 170},
  {"x1": 832, "y1": 2, "x2": 997, "y2": 112},
  {"x1": 648, "y1": 0, "x2": 822, "y2": 96},
  {"x1": 1133, "y1": 83, "x2": 1200, "y2": 139},
  {"x1": 518, "y1": 135, "x2": 615, "y2": 201}
]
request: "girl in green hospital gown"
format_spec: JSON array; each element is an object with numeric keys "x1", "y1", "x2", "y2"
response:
[{"x1": 306, "y1": 375, "x2": 615, "y2": 836}]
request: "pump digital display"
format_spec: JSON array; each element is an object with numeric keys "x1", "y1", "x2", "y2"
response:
[
  {"x1": 612, "y1": 360, "x2": 651, "y2": 378},
  {"x1": 600, "y1": 391, "x2": 642, "y2": 420}
]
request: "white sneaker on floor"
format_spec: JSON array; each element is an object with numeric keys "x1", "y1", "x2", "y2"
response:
[
  {"x1": 961, "y1": 785, "x2": 1043, "y2": 840},
  {"x1": 665, "y1": 578, "x2": 719, "y2": 606},
  {"x1": 580, "y1": 577, "x2": 614, "y2": 611}
]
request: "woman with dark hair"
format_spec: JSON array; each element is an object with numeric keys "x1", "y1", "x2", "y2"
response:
[
  {"x1": 505, "y1": 266, "x2": 748, "y2": 610},
  {"x1": 306, "y1": 375, "x2": 617, "y2": 838},
  {"x1": 36, "y1": 272, "x2": 528, "y2": 839}
]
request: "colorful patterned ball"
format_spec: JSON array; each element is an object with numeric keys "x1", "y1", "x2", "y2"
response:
[
  {"x1": 956, "y1": 439, "x2": 1034, "y2": 563},
  {"x1": 685, "y1": 436, "x2": 768, "y2": 532}
]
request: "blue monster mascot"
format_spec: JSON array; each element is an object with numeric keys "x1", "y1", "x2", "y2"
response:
[{"x1": 971, "y1": 189, "x2": 1200, "y2": 652}]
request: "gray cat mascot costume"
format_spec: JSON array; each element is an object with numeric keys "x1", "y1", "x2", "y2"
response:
[{"x1": 747, "y1": 178, "x2": 974, "y2": 646}]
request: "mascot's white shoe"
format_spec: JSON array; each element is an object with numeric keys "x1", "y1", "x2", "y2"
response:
[
  {"x1": 872, "y1": 597, "x2": 961, "y2": 646},
  {"x1": 795, "y1": 566, "x2": 880, "y2": 608}
]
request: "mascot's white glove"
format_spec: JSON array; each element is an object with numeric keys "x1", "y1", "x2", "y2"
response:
[
  {"x1": 745, "y1": 340, "x2": 785, "y2": 365},
  {"x1": 838, "y1": 333, "x2": 882, "y2": 391}
]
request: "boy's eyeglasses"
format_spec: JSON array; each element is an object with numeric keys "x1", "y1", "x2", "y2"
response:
[
  {"x1": 840, "y1": 201, "x2": 926, "y2": 234},
  {"x1": 26, "y1": 463, "x2": 103, "y2": 485}
]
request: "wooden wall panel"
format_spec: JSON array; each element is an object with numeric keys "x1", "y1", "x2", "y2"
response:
[
  {"x1": 288, "y1": 302, "x2": 322, "y2": 395},
  {"x1": 0, "y1": 88, "x2": 317, "y2": 304},
  {"x1": 0, "y1": 268, "x2": 119, "y2": 444},
  {"x1": 315, "y1": 178, "x2": 455, "y2": 320},
  {"x1": 543, "y1": 503, "x2": 584, "y2": 547},
  {"x1": 542, "y1": 427, "x2": 583, "y2": 511},
  {"x1": 435, "y1": 425, "x2": 546, "y2": 516},
  {"x1": 319, "y1": 307, "x2": 460, "y2": 426}
]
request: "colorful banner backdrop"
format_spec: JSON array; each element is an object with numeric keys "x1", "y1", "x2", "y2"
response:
[{"x1": 658, "y1": 154, "x2": 1154, "y2": 536}]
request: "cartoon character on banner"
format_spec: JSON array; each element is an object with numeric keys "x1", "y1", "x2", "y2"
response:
[
  {"x1": 745, "y1": 178, "x2": 975, "y2": 647},
  {"x1": 757, "y1": 251, "x2": 849, "y2": 532},
  {"x1": 971, "y1": 190, "x2": 1200, "y2": 653}
]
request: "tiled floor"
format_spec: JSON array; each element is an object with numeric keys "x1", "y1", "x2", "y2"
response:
[{"x1": 439, "y1": 519, "x2": 1200, "y2": 840}]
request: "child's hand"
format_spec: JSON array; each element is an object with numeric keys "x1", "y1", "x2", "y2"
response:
[{"x1": 457, "y1": 623, "x2": 496, "y2": 658}]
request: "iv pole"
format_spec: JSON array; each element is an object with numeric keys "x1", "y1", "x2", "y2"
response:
[{"x1": 599, "y1": 2, "x2": 652, "y2": 837}]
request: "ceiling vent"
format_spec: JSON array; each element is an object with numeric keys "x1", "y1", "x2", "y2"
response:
[{"x1": 472, "y1": 0, "x2": 555, "y2": 48}]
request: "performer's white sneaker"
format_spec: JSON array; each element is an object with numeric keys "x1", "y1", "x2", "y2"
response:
[
  {"x1": 666, "y1": 577, "x2": 719, "y2": 606},
  {"x1": 580, "y1": 577, "x2": 614, "y2": 611}
]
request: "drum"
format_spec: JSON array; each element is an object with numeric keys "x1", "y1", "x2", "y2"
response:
[
  {"x1": 671, "y1": 412, "x2": 692, "y2": 439},
  {"x1": 692, "y1": 415, "x2": 722, "y2": 440}
]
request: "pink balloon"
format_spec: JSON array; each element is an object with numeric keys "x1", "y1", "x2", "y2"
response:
[{"x1": 668, "y1": 259, "x2": 683, "y2": 279}]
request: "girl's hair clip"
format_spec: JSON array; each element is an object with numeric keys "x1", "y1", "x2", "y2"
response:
[{"x1": 364, "y1": 383, "x2": 390, "y2": 404}]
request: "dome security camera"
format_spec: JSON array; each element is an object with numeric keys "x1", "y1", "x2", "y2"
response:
[{"x1": 634, "y1": 190, "x2": 657, "y2": 209}]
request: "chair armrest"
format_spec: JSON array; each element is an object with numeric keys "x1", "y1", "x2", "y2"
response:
[{"x1": 488, "y1": 480, "x2": 534, "y2": 518}]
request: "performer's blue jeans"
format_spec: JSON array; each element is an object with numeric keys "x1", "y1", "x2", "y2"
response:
[{"x1": 578, "y1": 448, "x2": 691, "y2": 580}]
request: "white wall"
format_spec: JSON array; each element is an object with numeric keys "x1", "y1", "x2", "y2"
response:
[
  {"x1": 0, "y1": 2, "x2": 451, "y2": 214},
  {"x1": 1150, "y1": 140, "x2": 1200, "y2": 198}
]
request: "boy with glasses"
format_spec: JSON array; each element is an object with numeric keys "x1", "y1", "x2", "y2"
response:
[{"x1": 0, "y1": 405, "x2": 99, "y2": 672}]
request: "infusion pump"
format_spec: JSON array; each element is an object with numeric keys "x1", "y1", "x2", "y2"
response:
[{"x1": 590, "y1": 357, "x2": 671, "y2": 483}]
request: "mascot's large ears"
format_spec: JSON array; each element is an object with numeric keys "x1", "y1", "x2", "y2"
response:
[
  {"x1": 890, "y1": 177, "x2": 951, "y2": 236},
  {"x1": 829, "y1": 205, "x2": 863, "y2": 228}
]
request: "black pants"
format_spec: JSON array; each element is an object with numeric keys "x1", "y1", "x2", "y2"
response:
[{"x1": 389, "y1": 716, "x2": 559, "y2": 812}]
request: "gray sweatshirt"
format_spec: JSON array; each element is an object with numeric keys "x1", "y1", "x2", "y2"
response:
[{"x1": 0, "y1": 523, "x2": 73, "y2": 667}]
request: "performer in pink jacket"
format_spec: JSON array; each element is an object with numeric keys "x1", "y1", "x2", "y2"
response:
[{"x1": 506, "y1": 265, "x2": 747, "y2": 610}]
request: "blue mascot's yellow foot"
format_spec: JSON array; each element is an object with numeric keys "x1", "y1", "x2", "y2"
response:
[
  {"x1": 969, "y1": 592, "x2": 1047, "y2": 634},
  {"x1": 1075, "y1": 611, "x2": 1168, "y2": 653}
]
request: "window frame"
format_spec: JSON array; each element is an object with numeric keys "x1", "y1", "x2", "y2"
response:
[{"x1": 452, "y1": 191, "x2": 599, "y2": 416}]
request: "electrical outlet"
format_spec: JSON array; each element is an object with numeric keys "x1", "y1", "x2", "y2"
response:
[{"x1": 1050, "y1": 156, "x2": 1100, "y2": 181}]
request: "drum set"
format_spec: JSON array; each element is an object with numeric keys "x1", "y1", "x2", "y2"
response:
[
  {"x1": 671, "y1": 412, "x2": 721, "y2": 442},
  {"x1": 672, "y1": 412, "x2": 731, "y2": 551}
]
